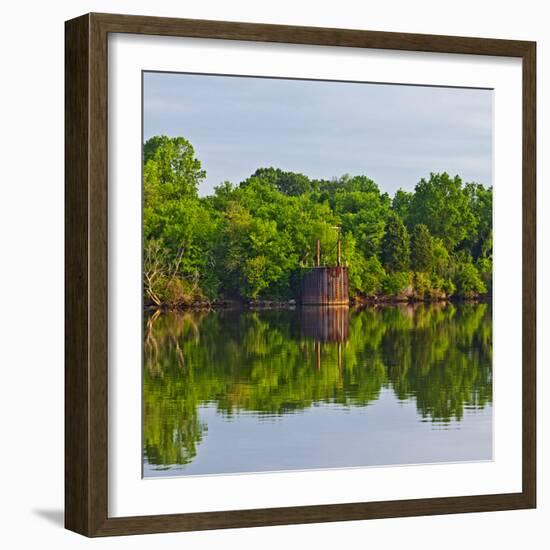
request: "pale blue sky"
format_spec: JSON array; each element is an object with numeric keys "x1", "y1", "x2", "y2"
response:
[{"x1": 143, "y1": 72, "x2": 493, "y2": 197}]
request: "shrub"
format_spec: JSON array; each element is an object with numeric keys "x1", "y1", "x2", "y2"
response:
[
  {"x1": 476, "y1": 257, "x2": 493, "y2": 294},
  {"x1": 453, "y1": 262, "x2": 486, "y2": 298},
  {"x1": 381, "y1": 271, "x2": 410, "y2": 295},
  {"x1": 412, "y1": 271, "x2": 432, "y2": 299},
  {"x1": 362, "y1": 256, "x2": 386, "y2": 295}
]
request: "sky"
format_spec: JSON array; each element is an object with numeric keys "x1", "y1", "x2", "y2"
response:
[{"x1": 143, "y1": 72, "x2": 493, "y2": 197}]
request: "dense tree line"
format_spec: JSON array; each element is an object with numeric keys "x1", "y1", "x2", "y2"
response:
[{"x1": 143, "y1": 135, "x2": 492, "y2": 305}]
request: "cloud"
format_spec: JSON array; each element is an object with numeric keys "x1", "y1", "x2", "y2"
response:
[{"x1": 143, "y1": 72, "x2": 492, "y2": 196}]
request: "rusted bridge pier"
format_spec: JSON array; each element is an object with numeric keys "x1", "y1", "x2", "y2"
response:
[{"x1": 300, "y1": 239, "x2": 349, "y2": 305}]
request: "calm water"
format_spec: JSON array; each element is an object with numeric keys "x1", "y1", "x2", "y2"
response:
[{"x1": 143, "y1": 302, "x2": 492, "y2": 477}]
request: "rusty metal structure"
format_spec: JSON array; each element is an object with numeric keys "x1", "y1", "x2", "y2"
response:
[
  {"x1": 300, "y1": 239, "x2": 349, "y2": 305},
  {"x1": 300, "y1": 267, "x2": 349, "y2": 305}
]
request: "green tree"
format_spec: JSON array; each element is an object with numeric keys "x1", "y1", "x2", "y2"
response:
[
  {"x1": 464, "y1": 182, "x2": 493, "y2": 259},
  {"x1": 410, "y1": 224, "x2": 434, "y2": 272},
  {"x1": 392, "y1": 189, "x2": 413, "y2": 223},
  {"x1": 144, "y1": 135, "x2": 205, "y2": 198},
  {"x1": 334, "y1": 188, "x2": 390, "y2": 258},
  {"x1": 348, "y1": 254, "x2": 386, "y2": 296},
  {"x1": 314, "y1": 174, "x2": 380, "y2": 204},
  {"x1": 362, "y1": 256, "x2": 386, "y2": 295},
  {"x1": 453, "y1": 260, "x2": 487, "y2": 298},
  {"x1": 381, "y1": 213, "x2": 410, "y2": 272},
  {"x1": 381, "y1": 272, "x2": 410, "y2": 295},
  {"x1": 141, "y1": 135, "x2": 492, "y2": 304},
  {"x1": 143, "y1": 135, "x2": 221, "y2": 303},
  {"x1": 408, "y1": 173, "x2": 476, "y2": 251},
  {"x1": 241, "y1": 167, "x2": 312, "y2": 196},
  {"x1": 476, "y1": 257, "x2": 493, "y2": 294}
]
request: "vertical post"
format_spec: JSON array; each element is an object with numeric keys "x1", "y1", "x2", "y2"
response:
[
  {"x1": 316, "y1": 239, "x2": 321, "y2": 267},
  {"x1": 315, "y1": 341, "x2": 321, "y2": 370},
  {"x1": 337, "y1": 239, "x2": 341, "y2": 267}
]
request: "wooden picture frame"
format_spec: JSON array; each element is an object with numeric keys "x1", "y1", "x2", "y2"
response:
[{"x1": 65, "y1": 12, "x2": 536, "y2": 537}]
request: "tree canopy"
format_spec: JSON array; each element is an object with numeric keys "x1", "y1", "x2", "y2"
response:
[{"x1": 143, "y1": 135, "x2": 493, "y2": 304}]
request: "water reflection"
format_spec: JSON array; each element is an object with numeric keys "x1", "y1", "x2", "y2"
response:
[
  {"x1": 300, "y1": 305, "x2": 349, "y2": 342},
  {"x1": 300, "y1": 306, "x2": 349, "y2": 371},
  {"x1": 143, "y1": 302, "x2": 492, "y2": 474}
]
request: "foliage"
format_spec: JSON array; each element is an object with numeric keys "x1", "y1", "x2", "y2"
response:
[
  {"x1": 464, "y1": 183, "x2": 493, "y2": 259},
  {"x1": 381, "y1": 271, "x2": 410, "y2": 296},
  {"x1": 453, "y1": 259, "x2": 488, "y2": 298},
  {"x1": 412, "y1": 271, "x2": 433, "y2": 300},
  {"x1": 476, "y1": 257, "x2": 493, "y2": 294},
  {"x1": 392, "y1": 188, "x2": 413, "y2": 222},
  {"x1": 408, "y1": 172, "x2": 477, "y2": 250},
  {"x1": 381, "y1": 213, "x2": 410, "y2": 272},
  {"x1": 359, "y1": 256, "x2": 386, "y2": 296},
  {"x1": 410, "y1": 224, "x2": 434, "y2": 272},
  {"x1": 241, "y1": 167, "x2": 312, "y2": 196},
  {"x1": 143, "y1": 136, "x2": 492, "y2": 304}
]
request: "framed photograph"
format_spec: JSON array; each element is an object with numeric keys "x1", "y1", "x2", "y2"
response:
[{"x1": 65, "y1": 12, "x2": 536, "y2": 537}]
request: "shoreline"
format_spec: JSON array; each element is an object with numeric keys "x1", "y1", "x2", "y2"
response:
[{"x1": 145, "y1": 294, "x2": 491, "y2": 313}]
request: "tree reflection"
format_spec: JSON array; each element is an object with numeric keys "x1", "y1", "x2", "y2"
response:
[{"x1": 143, "y1": 302, "x2": 492, "y2": 467}]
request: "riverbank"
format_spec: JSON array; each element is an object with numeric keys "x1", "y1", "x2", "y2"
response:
[{"x1": 145, "y1": 293, "x2": 491, "y2": 312}]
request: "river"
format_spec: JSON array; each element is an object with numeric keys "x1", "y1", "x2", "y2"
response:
[{"x1": 143, "y1": 302, "x2": 492, "y2": 477}]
